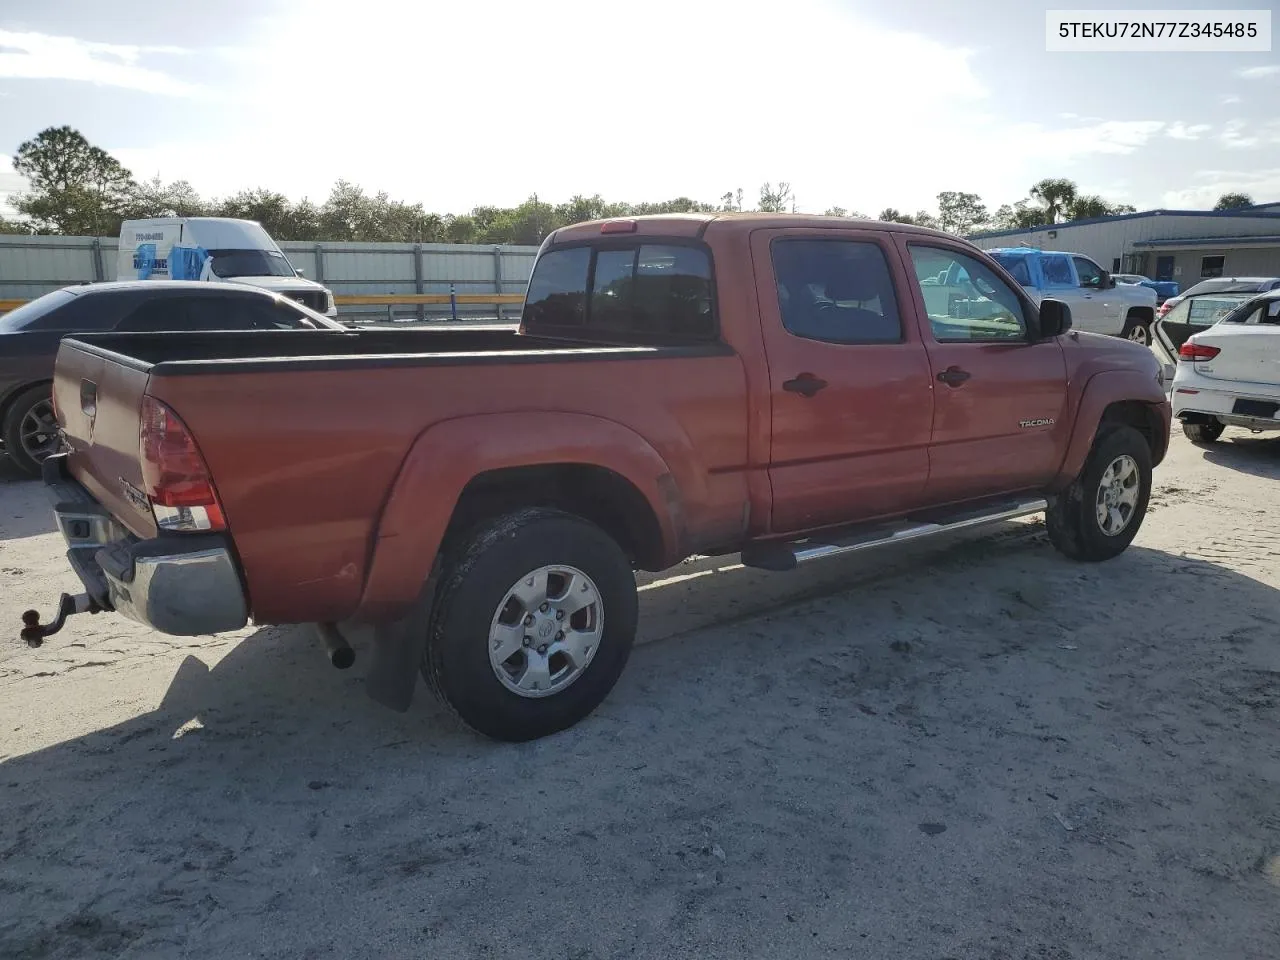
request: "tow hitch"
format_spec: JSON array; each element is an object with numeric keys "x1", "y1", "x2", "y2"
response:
[{"x1": 20, "y1": 593, "x2": 102, "y2": 648}]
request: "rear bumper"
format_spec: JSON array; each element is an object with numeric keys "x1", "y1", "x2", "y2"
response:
[
  {"x1": 1171, "y1": 377, "x2": 1280, "y2": 431},
  {"x1": 43, "y1": 455, "x2": 249, "y2": 636}
]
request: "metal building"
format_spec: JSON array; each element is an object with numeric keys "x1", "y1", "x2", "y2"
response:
[{"x1": 969, "y1": 203, "x2": 1280, "y2": 288}]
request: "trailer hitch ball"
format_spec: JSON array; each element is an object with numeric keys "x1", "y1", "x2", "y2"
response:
[
  {"x1": 19, "y1": 594, "x2": 101, "y2": 648},
  {"x1": 21, "y1": 610, "x2": 44, "y2": 648}
]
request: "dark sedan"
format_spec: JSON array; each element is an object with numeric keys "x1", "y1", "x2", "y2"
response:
[{"x1": 1, "y1": 281, "x2": 344, "y2": 476}]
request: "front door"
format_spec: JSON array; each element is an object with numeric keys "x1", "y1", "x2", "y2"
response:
[
  {"x1": 1156, "y1": 256, "x2": 1175, "y2": 282},
  {"x1": 895, "y1": 239, "x2": 1069, "y2": 505},
  {"x1": 751, "y1": 229, "x2": 934, "y2": 534}
]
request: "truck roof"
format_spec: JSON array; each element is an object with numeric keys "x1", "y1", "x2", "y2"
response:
[{"x1": 549, "y1": 212, "x2": 959, "y2": 245}]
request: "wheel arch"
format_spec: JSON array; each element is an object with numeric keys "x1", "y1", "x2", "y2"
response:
[{"x1": 356, "y1": 411, "x2": 684, "y2": 623}]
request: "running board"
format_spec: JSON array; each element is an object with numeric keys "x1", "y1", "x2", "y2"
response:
[{"x1": 740, "y1": 497, "x2": 1048, "y2": 572}]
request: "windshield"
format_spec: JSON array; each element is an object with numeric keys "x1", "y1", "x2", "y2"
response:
[
  {"x1": 0, "y1": 289, "x2": 76, "y2": 332},
  {"x1": 206, "y1": 248, "x2": 296, "y2": 279},
  {"x1": 1182, "y1": 278, "x2": 1275, "y2": 297}
]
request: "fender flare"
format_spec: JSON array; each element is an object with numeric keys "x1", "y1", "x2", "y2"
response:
[
  {"x1": 355, "y1": 411, "x2": 681, "y2": 622},
  {"x1": 1052, "y1": 369, "x2": 1167, "y2": 489}
]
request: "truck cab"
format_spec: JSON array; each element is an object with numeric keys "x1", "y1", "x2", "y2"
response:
[
  {"x1": 988, "y1": 247, "x2": 1157, "y2": 345},
  {"x1": 117, "y1": 217, "x2": 338, "y2": 317}
]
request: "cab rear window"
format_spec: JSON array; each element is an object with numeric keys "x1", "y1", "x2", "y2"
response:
[{"x1": 523, "y1": 242, "x2": 716, "y2": 342}]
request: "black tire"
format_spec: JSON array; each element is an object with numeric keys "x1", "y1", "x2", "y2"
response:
[
  {"x1": 1, "y1": 384, "x2": 56, "y2": 477},
  {"x1": 1182, "y1": 419, "x2": 1225, "y2": 444},
  {"x1": 1121, "y1": 313, "x2": 1152, "y2": 346},
  {"x1": 1046, "y1": 425, "x2": 1152, "y2": 562},
  {"x1": 421, "y1": 507, "x2": 638, "y2": 742}
]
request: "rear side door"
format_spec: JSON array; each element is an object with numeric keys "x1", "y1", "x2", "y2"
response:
[
  {"x1": 895, "y1": 238, "x2": 1068, "y2": 504},
  {"x1": 1040, "y1": 253, "x2": 1100, "y2": 333},
  {"x1": 751, "y1": 228, "x2": 934, "y2": 533}
]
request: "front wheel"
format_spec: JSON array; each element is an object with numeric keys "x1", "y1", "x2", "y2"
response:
[
  {"x1": 421, "y1": 507, "x2": 638, "y2": 742},
  {"x1": 1121, "y1": 315, "x2": 1152, "y2": 346},
  {"x1": 1046, "y1": 425, "x2": 1152, "y2": 562}
]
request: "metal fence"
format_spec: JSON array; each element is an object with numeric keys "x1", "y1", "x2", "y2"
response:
[{"x1": 0, "y1": 235, "x2": 541, "y2": 321}]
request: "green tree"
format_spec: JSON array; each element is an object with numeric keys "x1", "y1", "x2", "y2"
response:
[
  {"x1": 758, "y1": 182, "x2": 793, "y2": 213},
  {"x1": 1066, "y1": 194, "x2": 1110, "y2": 220},
  {"x1": 1213, "y1": 192, "x2": 1254, "y2": 210},
  {"x1": 991, "y1": 200, "x2": 1052, "y2": 230},
  {"x1": 128, "y1": 175, "x2": 207, "y2": 219},
  {"x1": 1028, "y1": 178, "x2": 1078, "y2": 224},
  {"x1": 936, "y1": 191, "x2": 988, "y2": 234},
  {"x1": 12, "y1": 125, "x2": 136, "y2": 235},
  {"x1": 878, "y1": 207, "x2": 939, "y2": 228},
  {"x1": 0, "y1": 214, "x2": 32, "y2": 234}
]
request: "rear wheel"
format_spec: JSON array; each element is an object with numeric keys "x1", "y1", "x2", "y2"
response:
[
  {"x1": 1047, "y1": 425, "x2": 1152, "y2": 562},
  {"x1": 1182, "y1": 419, "x2": 1225, "y2": 444},
  {"x1": 421, "y1": 507, "x2": 638, "y2": 742},
  {"x1": 1121, "y1": 313, "x2": 1152, "y2": 346},
  {"x1": 2, "y1": 385, "x2": 58, "y2": 477}
]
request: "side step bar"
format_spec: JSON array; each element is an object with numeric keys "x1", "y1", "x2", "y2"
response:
[{"x1": 740, "y1": 497, "x2": 1048, "y2": 572}]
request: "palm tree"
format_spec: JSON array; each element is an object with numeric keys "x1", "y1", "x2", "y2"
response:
[{"x1": 1029, "y1": 178, "x2": 1078, "y2": 224}]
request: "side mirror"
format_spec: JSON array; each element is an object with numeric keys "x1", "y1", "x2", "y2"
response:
[
  {"x1": 296, "y1": 268, "x2": 306, "y2": 277},
  {"x1": 1099, "y1": 270, "x2": 1115, "y2": 289},
  {"x1": 1038, "y1": 298, "x2": 1073, "y2": 338}
]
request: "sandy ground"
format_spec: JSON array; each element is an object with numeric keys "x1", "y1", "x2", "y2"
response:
[{"x1": 1, "y1": 433, "x2": 1278, "y2": 959}]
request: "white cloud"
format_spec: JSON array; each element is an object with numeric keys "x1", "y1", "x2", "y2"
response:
[
  {"x1": 1220, "y1": 119, "x2": 1280, "y2": 149},
  {"x1": 1005, "y1": 120, "x2": 1168, "y2": 159},
  {"x1": 1236, "y1": 65, "x2": 1280, "y2": 79},
  {"x1": 109, "y1": 0, "x2": 993, "y2": 215},
  {"x1": 1220, "y1": 94, "x2": 1242, "y2": 105},
  {"x1": 1162, "y1": 169, "x2": 1280, "y2": 208},
  {"x1": 1166, "y1": 122, "x2": 1211, "y2": 140},
  {"x1": 0, "y1": 30, "x2": 198, "y2": 95}
]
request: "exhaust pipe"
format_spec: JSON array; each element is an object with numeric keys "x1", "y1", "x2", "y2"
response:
[{"x1": 316, "y1": 622, "x2": 355, "y2": 669}]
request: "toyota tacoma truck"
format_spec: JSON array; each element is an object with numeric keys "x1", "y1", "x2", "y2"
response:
[
  {"x1": 985, "y1": 247, "x2": 1158, "y2": 346},
  {"x1": 25, "y1": 214, "x2": 1170, "y2": 742}
]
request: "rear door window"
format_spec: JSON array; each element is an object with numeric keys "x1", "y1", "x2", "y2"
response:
[
  {"x1": 770, "y1": 239, "x2": 902, "y2": 344},
  {"x1": 1041, "y1": 255, "x2": 1074, "y2": 286}
]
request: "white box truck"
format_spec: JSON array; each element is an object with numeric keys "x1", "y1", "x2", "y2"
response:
[{"x1": 117, "y1": 217, "x2": 338, "y2": 317}]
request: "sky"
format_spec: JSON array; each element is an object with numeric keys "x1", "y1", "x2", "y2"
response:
[{"x1": 1, "y1": 0, "x2": 1279, "y2": 218}]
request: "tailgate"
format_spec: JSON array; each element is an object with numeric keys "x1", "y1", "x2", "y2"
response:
[
  {"x1": 52, "y1": 340, "x2": 159, "y2": 539},
  {"x1": 1195, "y1": 326, "x2": 1280, "y2": 387}
]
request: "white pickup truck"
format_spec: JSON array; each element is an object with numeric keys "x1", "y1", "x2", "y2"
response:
[{"x1": 980, "y1": 247, "x2": 1158, "y2": 345}]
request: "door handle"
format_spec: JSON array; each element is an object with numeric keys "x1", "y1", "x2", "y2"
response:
[
  {"x1": 79, "y1": 379, "x2": 97, "y2": 416},
  {"x1": 782, "y1": 373, "x2": 828, "y2": 398},
  {"x1": 936, "y1": 366, "x2": 971, "y2": 387}
]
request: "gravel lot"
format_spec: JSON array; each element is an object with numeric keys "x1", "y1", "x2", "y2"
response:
[{"x1": 1, "y1": 432, "x2": 1278, "y2": 959}]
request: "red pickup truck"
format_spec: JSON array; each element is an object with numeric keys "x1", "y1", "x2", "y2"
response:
[{"x1": 27, "y1": 214, "x2": 1171, "y2": 741}]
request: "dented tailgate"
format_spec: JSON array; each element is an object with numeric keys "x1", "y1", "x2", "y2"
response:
[{"x1": 52, "y1": 340, "x2": 159, "y2": 539}]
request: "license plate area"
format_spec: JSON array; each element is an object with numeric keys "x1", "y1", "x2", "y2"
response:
[{"x1": 1232, "y1": 398, "x2": 1280, "y2": 418}]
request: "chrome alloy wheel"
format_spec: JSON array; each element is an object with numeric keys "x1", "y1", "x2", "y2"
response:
[
  {"x1": 1095, "y1": 454, "x2": 1141, "y2": 536},
  {"x1": 488, "y1": 564, "x2": 604, "y2": 698},
  {"x1": 20, "y1": 398, "x2": 59, "y2": 463}
]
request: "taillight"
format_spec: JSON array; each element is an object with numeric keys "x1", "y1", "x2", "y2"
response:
[
  {"x1": 1157, "y1": 302, "x2": 1172, "y2": 318},
  {"x1": 138, "y1": 396, "x2": 226, "y2": 532},
  {"x1": 1178, "y1": 342, "x2": 1220, "y2": 361}
]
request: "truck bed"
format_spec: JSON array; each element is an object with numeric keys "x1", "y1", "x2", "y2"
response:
[{"x1": 52, "y1": 327, "x2": 749, "y2": 624}]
